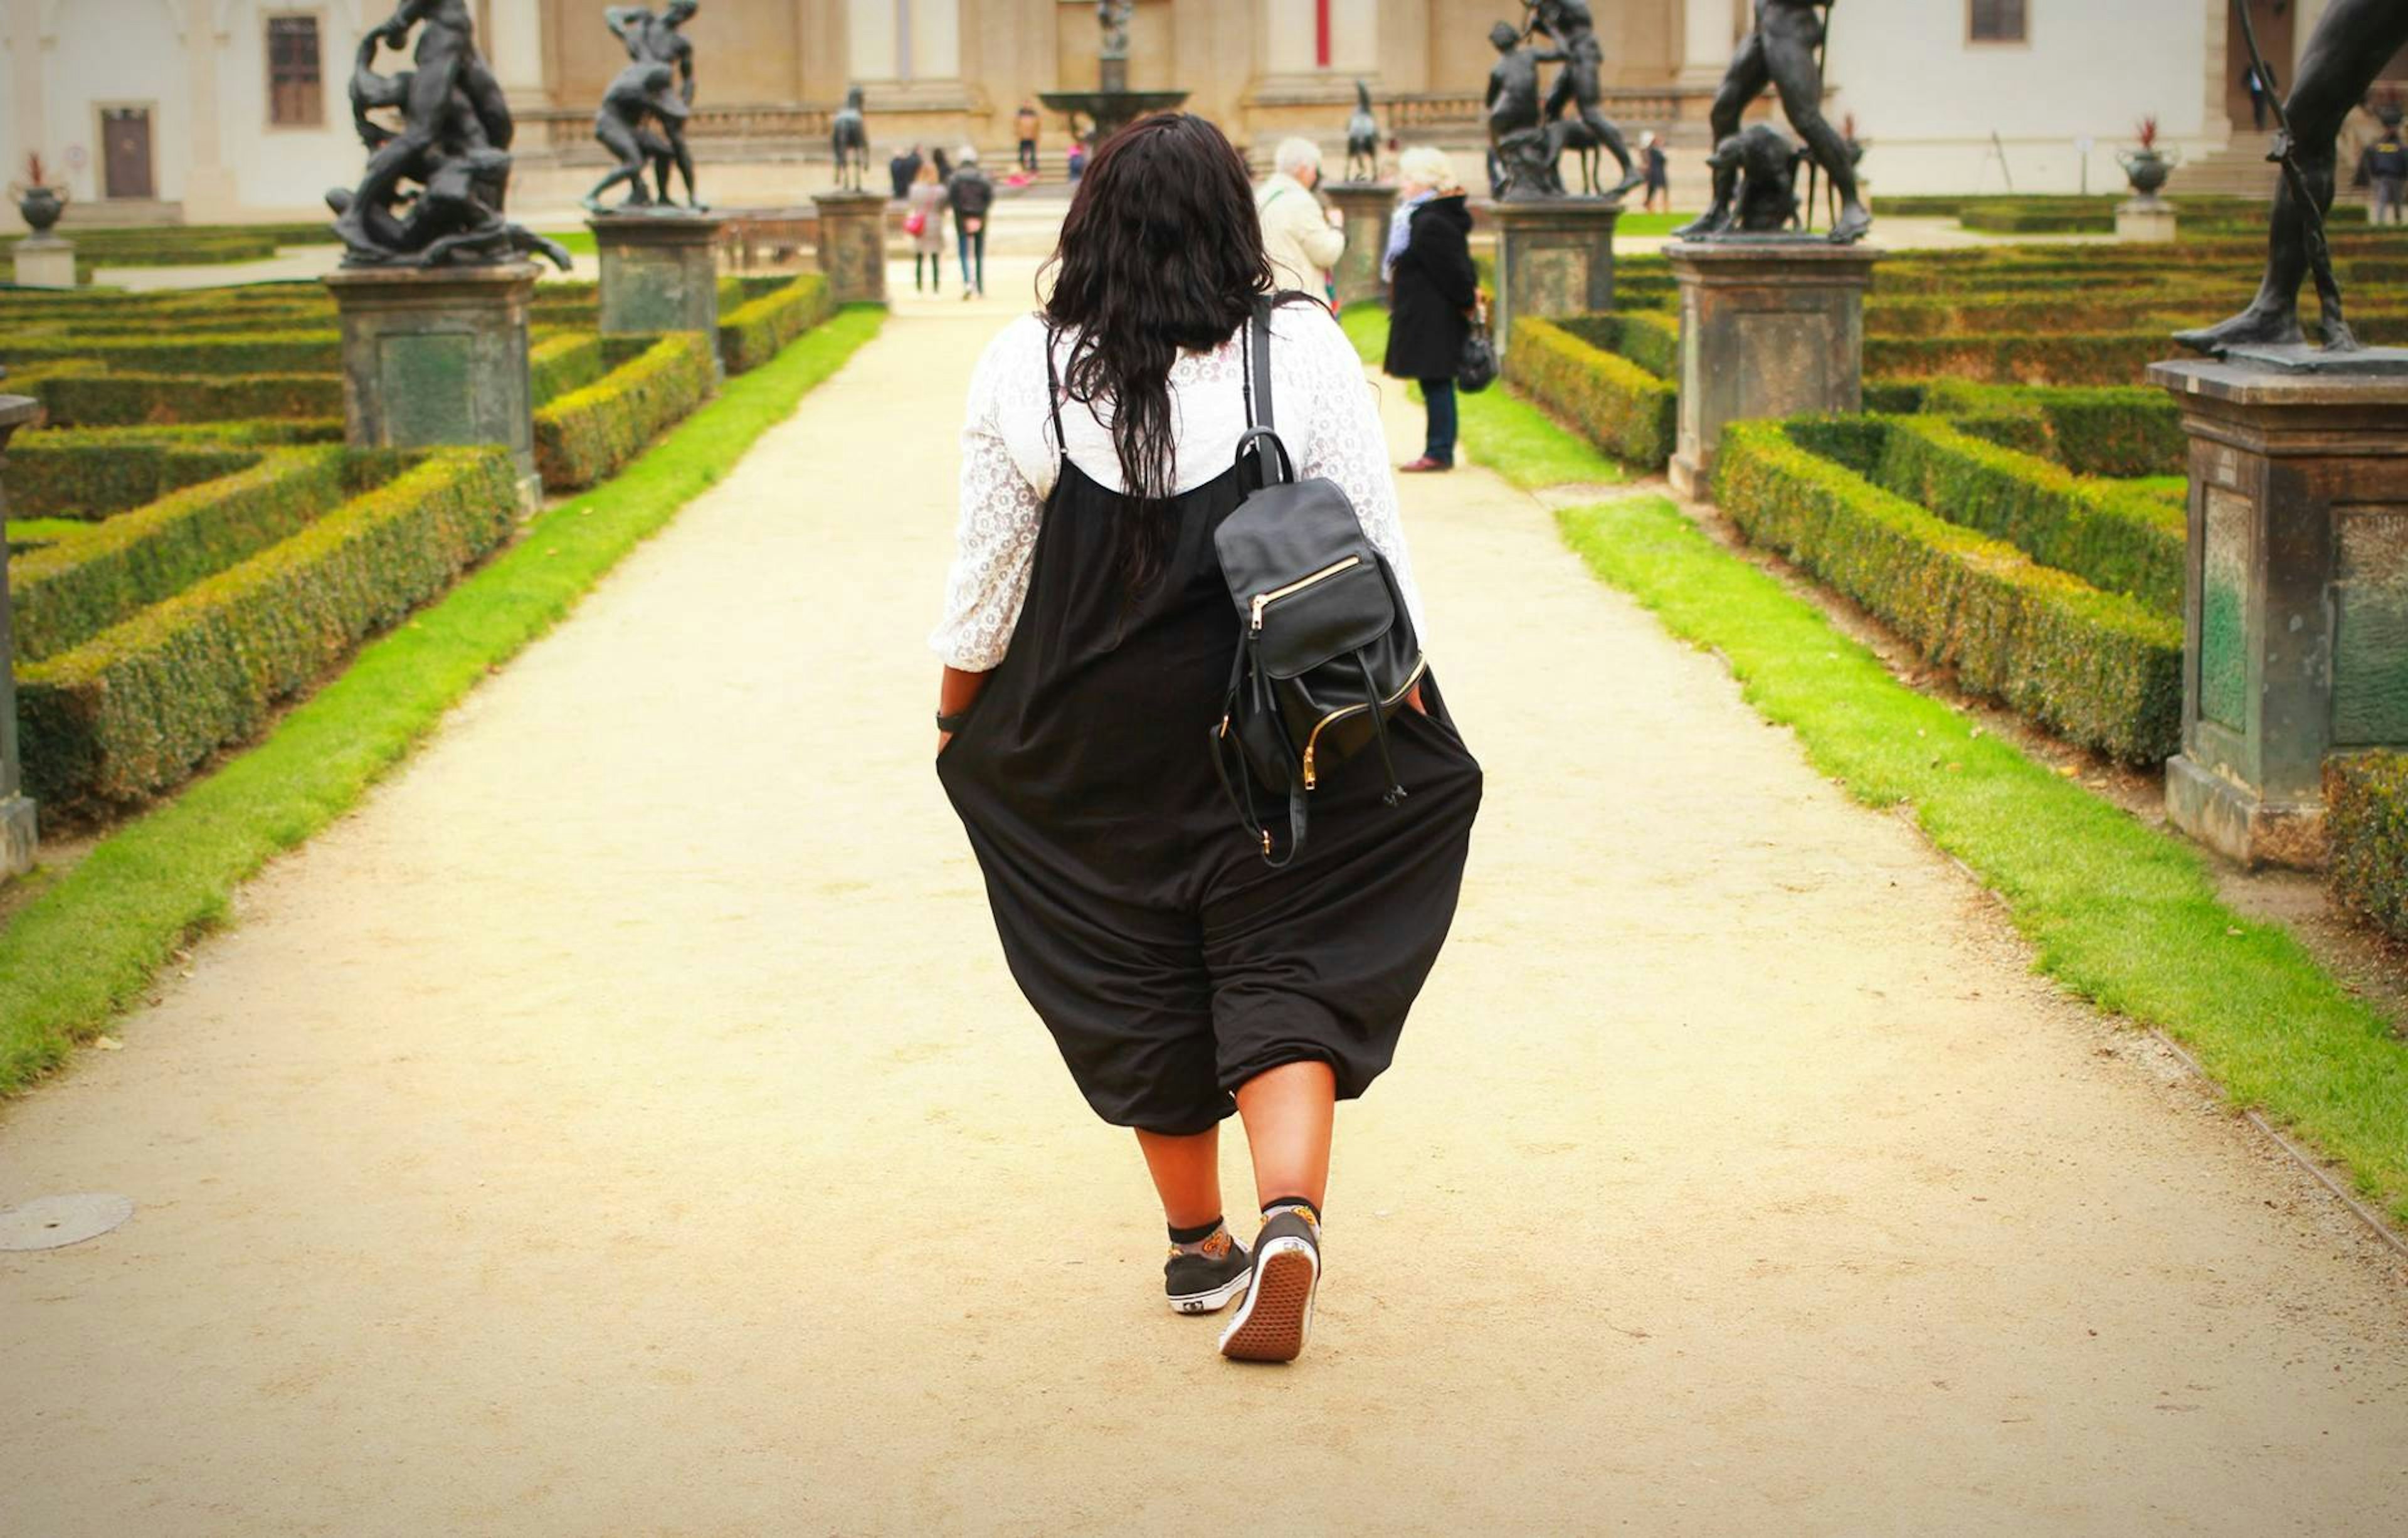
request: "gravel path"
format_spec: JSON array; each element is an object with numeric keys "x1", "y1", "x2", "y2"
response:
[{"x1": 2, "y1": 305, "x2": 2402, "y2": 1536}]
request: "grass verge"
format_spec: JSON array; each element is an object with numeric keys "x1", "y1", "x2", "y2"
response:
[
  {"x1": 1560, "y1": 494, "x2": 2408, "y2": 1224},
  {"x1": 0, "y1": 305, "x2": 885, "y2": 1095},
  {"x1": 1338, "y1": 305, "x2": 1627, "y2": 491}
]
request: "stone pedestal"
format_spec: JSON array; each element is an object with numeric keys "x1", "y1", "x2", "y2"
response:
[
  {"x1": 324, "y1": 263, "x2": 541, "y2": 508},
  {"x1": 1490, "y1": 198, "x2": 1622, "y2": 356},
  {"x1": 1327, "y1": 182, "x2": 1398, "y2": 309},
  {"x1": 589, "y1": 211, "x2": 730, "y2": 378},
  {"x1": 1666, "y1": 240, "x2": 1882, "y2": 499},
  {"x1": 812, "y1": 191, "x2": 888, "y2": 305},
  {"x1": 11, "y1": 235, "x2": 75, "y2": 289},
  {"x1": 2149, "y1": 355, "x2": 2408, "y2": 868},
  {"x1": 0, "y1": 395, "x2": 43, "y2": 879},
  {"x1": 2117, "y1": 197, "x2": 2178, "y2": 244}
]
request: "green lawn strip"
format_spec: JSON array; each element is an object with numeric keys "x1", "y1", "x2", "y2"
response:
[
  {"x1": 0, "y1": 305, "x2": 885, "y2": 1095},
  {"x1": 1338, "y1": 305, "x2": 1625, "y2": 489},
  {"x1": 1558, "y1": 494, "x2": 2408, "y2": 1224},
  {"x1": 537, "y1": 228, "x2": 601, "y2": 258}
]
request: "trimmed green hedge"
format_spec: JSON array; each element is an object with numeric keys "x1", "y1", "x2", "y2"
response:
[
  {"x1": 530, "y1": 332, "x2": 607, "y2": 408},
  {"x1": 30, "y1": 366, "x2": 341, "y2": 427},
  {"x1": 1559, "y1": 311, "x2": 1679, "y2": 382},
  {"x1": 2326, "y1": 753, "x2": 2408, "y2": 941},
  {"x1": 534, "y1": 332, "x2": 715, "y2": 492},
  {"x1": 8, "y1": 449, "x2": 352, "y2": 663},
  {"x1": 1504, "y1": 317, "x2": 1677, "y2": 470},
  {"x1": 721, "y1": 274, "x2": 838, "y2": 375},
  {"x1": 18, "y1": 449, "x2": 519, "y2": 812},
  {"x1": 3, "y1": 330, "x2": 341, "y2": 374},
  {"x1": 1867, "y1": 416, "x2": 2187, "y2": 615},
  {"x1": 4, "y1": 439, "x2": 265, "y2": 519},
  {"x1": 1713, "y1": 420, "x2": 2182, "y2": 762}
]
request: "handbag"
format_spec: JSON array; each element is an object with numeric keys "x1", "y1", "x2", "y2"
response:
[
  {"x1": 904, "y1": 207, "x2": 927, "y2": 236},
  {"x1": 1210, "y1": 300, "x2": 1428, "y2": 867},
  {"x1": 1457, "y1": 291, "x2": 1499, "y2": 395}
]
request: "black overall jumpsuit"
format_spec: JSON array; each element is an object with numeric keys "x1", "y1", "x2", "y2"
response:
[{"x1": 937, "y1": 323, "x2": 1483, "y2": 1137}]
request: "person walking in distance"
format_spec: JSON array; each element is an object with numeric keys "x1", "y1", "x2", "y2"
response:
[
  {"x1": 2360, "y1": 111, "x2": 2408, "y2": 226},
  {"x1": 1641, "y1": 131, "x2": 1671, "y2": 213},
  {"x1": 934, "y1": 114, "x2": 1482, "y2": 1364},
  {"x1": 907, "y1": 157, "x2": 947, "y2": 292},
  {"x1": 1382, "y1": 146, "x2": 1477, "y2": 474},
  {"x1": 946, "y1": 146, "x2": 994, "y2": 300},
  {"x1": 1016, "y1": 101, "x2": 1043, "y2": 175},
  {"x1": 1255, "y1": 137, "x2": 1346, "y2": 302}
]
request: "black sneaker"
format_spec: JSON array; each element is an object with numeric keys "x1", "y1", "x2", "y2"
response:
[
  {"x1": 1218, "y1": 1209, "x2": 1320, "y2": 1362},
  {"x1": 1165, "y1": 1228, "x2": 1252, "y2": 1315}
]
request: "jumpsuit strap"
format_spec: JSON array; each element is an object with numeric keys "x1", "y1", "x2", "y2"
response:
[{"x1": 1041, "y1": 324, "x2": 1069, "y2": 461}]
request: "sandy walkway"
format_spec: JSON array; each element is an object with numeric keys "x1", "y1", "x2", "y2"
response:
[{"x1": 2, "y1": 309, "x2": 2404, "y2": 1537}]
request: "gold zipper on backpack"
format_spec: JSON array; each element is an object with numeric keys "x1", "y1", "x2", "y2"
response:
[
  {"x1": 1249, "y1": 557, "x2": 1363, "y2": 633},
  {"x1": 1301, "y1": 656, "x2": 1430, "y2": 789}
]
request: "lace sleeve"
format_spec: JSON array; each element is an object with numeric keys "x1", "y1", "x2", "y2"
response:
[
  {"x1": 1284, "y1": 309, "x2": 1434, "y2": 650},
  {"x1": 931, "y1": 324, "x2": 1047, "y2": 671}
]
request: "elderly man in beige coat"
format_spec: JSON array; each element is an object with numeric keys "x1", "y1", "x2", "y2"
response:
[{"x1": 1255, "y1": 137, "x2": 1348, "y2": 300}]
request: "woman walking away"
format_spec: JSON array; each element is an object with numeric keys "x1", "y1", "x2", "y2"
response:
[
  {"x1": 908, "y1": 159, "x2": 947, "y2": 293},
  {"x1": 947, "y1": 146, "x2": 995, "y2": 300},
  {"x1": 934, "y1": 114, "x2": 1482, "y2": 1365},
  {"x1": 1382, "y1": 146, "x2": 1477, "y2": 474}
]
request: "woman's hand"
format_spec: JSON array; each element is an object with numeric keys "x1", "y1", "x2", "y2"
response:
[
  {"x1": 938, "y1": 665, "x2": 991, "y2": 757},
  {"x1": 1406, "y1": 684, "x2": 1428, "y2": 716}
]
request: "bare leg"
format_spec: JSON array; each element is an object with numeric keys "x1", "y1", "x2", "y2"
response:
[
  {"x1": 1765, "y1": 10, "x2": 1869, "y2": 241},
  {"x1": 1234, "y1": 1060, "x2": 1336, "y2": 1213},
  {"x1": 1677, "y1": 34, "x2": 1768, "y2": 237},
  {"x1": 1134, "y1": 1125, "x2": 1224, "y2": 1231},
  {"x1": 2178, "y1": 0, "x2": 2408, "y2": 353}
]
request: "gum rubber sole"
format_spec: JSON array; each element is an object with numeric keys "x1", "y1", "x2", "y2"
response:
[
  {"x1": 1169, "y1": 1270, "x2": 1252, "y2": 1315},
  {"x1": 1217, "y1": 1238, "x2": 1318, "y2": 1363}
]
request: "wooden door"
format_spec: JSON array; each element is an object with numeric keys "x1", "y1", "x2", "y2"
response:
[
  {"x1": 101, "y1": 108, "x2": 154, "y2": 200},
  {"x1": 2226, "y1": 1, "x2": 2296, "y2": 130}
]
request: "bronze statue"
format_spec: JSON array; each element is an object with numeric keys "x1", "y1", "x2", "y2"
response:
[
  {"x1": 1486, "y1": 21, "x2": 1562, "y2": 199},
  {"x1": 1524, "y1": 0, "x2": 1643, "y2": 199},
  {"x1": 1679, "y1": 0, "x2": 1869, "y2": 243},
  {"x1": 328, "y1": 1, "x2": 566, "y2": 268},
  {"x1": 605, "y1": 1, "x2": 702, "y2": 208},
  {"x1": 1346, "y1": 80, "x2": 1380, "y2": 183},
  {"x1": 583, "y1": 61, "x2": 689, "y2": 211},
  {"x1": 1710, "y1": 124, "x2": 1805, "y2": 233},
  {"x1": 2177, "y1": 0, "x2": 2408, "y2": 359},
  {"x1": 830, "y1": 85, "x2": 869, "y2": 191},
  {"x1": 1096, "y1": 0, "x2": 1133, "y2": 60}
]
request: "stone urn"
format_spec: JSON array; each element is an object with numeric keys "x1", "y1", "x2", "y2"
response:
[
  {"x1": 14, "y1": 184, "x2": 66, "y2": 237},
  {"x1": 2118, "y1": 147, "x2": 2175, "y2": 199}
]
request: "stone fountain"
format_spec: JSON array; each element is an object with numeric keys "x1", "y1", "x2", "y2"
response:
[{"x1": 1040, "y1": 1, "x2": 1187, "y2": 145}]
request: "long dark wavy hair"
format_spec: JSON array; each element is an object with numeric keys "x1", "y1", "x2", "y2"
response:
[{"x1": 1041, "y1": 113, "x2": 1277, "y2": 597}]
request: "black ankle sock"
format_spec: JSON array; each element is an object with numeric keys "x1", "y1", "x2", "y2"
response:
[
  {"x1": 1262, "y1": 1196, "x2": 1320, "y2": 1224},
  {"x1": 1167, "y1": 1215, "x2": 1226, "y2": 1246}
]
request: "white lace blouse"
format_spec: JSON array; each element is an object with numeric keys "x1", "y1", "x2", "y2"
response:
[{"x1": 931, "y1": 305, "x2": 1432, "y2": 672}]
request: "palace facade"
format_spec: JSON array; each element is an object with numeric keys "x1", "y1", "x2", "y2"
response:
[{"x1": 2, "y1": 1, "x2": 2395, "y2": 226}]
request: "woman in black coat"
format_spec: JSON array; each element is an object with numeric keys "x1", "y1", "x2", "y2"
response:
[{"x1": 1381, "y1": 147, "x2": 1479, "y2": 473}]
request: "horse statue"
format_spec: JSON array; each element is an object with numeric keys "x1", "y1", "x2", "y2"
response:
[
  {"x1": 1546, "y1": 117, "x2": 1605, "y2": 196},
  {"x1": 1344, "y1": 80, "x2": 1380, "y2": 183},
  {"x1": 830, "y1": 85, "x2": 869, "y2": 191}
]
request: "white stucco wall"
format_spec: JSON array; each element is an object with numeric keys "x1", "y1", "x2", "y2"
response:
[
  {"x1": 1822, "y1": 0, "x2": 2219, "y2": 196},
  {"x1": 218, "y1": 1, "x2": 388, "y2": 220},
  {"x1": 36, "y1": 0, "x2": 191, "y2": 206}
]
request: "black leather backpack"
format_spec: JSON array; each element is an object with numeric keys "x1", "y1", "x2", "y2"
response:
[{"x1": 1210, "y1": 299, "x2": 1427, "y2": 867}]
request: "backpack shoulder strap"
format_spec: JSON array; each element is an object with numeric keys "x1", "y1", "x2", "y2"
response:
[
  {"x1": 1235, "y1": 297, "x2": 1292, "y2": 489},
  {"x1": 1248, "y1": 297, "x2": 1276, "y2": 432}
]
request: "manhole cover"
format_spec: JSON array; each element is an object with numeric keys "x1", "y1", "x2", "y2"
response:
[{"x1": 0, "y1": 1194, "x2": 135, "y2": 1252}]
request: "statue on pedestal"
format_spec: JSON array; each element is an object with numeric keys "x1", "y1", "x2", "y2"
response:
[
  {"x1": 2176, "y1": 0, "x2": 2408, "y2": 361},
  {"x1": 830, "y1": 85, "x2": 870, "y2": 191},
  {"x1": 584, "y1": 62, "x2": 690, "y2": 212},
  {"x1": 329, "y1": 1, "x2": 568, "y2": 268},
  {"x1": 1677, "y1": 0, "x2": 1869, "y2": 243},
  {"x1": 1486, "y1": 22, "x2": 1561, "y2": 199},
  {"x1": 599, "y1": 1, "x2": 703, "y2": 209},
  {"x1": 1097, "y1": 0, "x2": 1133, "y2": 60},
  {"x1": 1346, "y1": 81, "x2": 1381, "y2": 183},
  {"x1": 1524, "y1": 1, "x2": 1643, "y2": 199}
]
